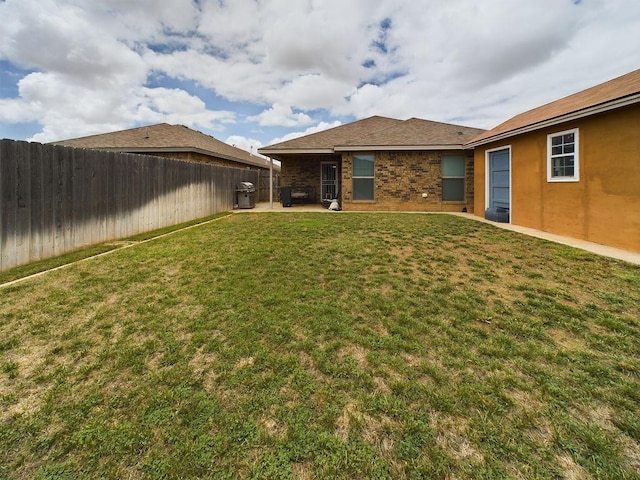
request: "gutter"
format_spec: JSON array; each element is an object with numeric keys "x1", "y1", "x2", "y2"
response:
[
  {"x1": 258, "y1": 144, "x2": 468, "y2": 155},
  {"x1": 333, "y1": 144, "x2": 466, "y2": 152},
  {"x1": 257, "y1": 148, "x2": 335, "y2": 155}
]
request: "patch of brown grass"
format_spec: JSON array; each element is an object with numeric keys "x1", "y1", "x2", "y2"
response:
[
  {"x1": 430, "y1": 412, "x2": 483, "y2": 463},
  {"x1": 555, "y1": 454, "x2": 593, "y2": 480},
  {"x1": 337, "y1": 345, "x2": 368, "y2": 369},
  {"x1": 549, "y1": 329, "x2": 587, "y2": 351}
]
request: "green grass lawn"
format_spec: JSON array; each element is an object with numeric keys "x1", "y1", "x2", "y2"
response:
[{"x1": 1, "y1": 213, "x2": 639, "y2": 479}]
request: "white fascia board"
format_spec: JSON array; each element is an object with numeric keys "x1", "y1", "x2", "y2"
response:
[
  {"x1": 466, "y1": 95, "x2": 640, "y2": 148},
  {"x1": 333, "y1": 144, "x2": 465, "y2": 152},
  {"x1": 257, "y1": 148, "x2": 336, "y2": 155}
]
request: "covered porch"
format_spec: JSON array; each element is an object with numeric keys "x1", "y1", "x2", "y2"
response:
[{"x1": 271, "y1": 153, "x2": 342, "y2": 206}]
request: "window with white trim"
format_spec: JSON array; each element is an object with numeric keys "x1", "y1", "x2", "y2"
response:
[
  {"x1": 548, "y1": 129, "x2": 579, "y2": 182},
  {"x1": 352, "y1": 154, "x2": 374, "y2": 200}
]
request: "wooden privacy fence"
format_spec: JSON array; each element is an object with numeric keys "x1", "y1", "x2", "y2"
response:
[
  {"x1": 258, "y1": 168, "x2": 280, "y2": 202},
  {"x1": 0, "y1": 139, "x2": 259, "y2": 272}
]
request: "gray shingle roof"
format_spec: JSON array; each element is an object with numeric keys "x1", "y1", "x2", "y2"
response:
[
  {"x1": 259, "y1": 116, "x2": 485, "y2": 154},
  {"x1": 341, "y1": 117, "x2": 485, "y2": 148},
  {"x1": 52, "y1": 123, "x2": 271, "y2": 169}
]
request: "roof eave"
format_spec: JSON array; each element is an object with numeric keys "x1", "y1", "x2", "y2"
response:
[
  {"x1": 259, "y1": 145, "x2": 468, "y2": 155},
  {"x1": 334, "y1": 144, "x2": 466, "y2": 152},
  {"x1": 257, "y1": 148, "x2": 336, "y2": 155},
  {"x1": 466, "y1": 94, "x2": 640, "y2": 148},
  {"x1": 105, "y1": 146, "x2": 270, "y2": 169}
]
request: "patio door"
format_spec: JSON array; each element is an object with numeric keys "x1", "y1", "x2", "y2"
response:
[
  {"x1": 321, "y1": 162, "x2": 338, "y2": 200},
  {"x1": 488, "y1": 148, "x2": 510, "y2": 211}
]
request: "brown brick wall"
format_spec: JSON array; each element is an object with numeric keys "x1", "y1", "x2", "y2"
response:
[
  {"x1": 150, "y1": 151, "x2": 260, "y2": 170},
  {"x1": 279, "y1": 155, "x2": 342, "y2": 201},
  {"x1": 341, "y1": 150, "x2": 474, "y2": 212}
]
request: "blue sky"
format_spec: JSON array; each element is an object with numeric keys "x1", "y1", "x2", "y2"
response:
[{"x1": 1, "y1": 0, "x2": 639, "y2": 154}]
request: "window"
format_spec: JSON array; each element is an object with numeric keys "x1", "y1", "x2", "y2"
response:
[
  {"x1": 441, "y1": 155, "x2": 465, "y2": 201},
  {"x1": 353, "y1": 154, "x2": 374, "y2": 200},
  {"x1": 548, "y1": 129, "x2": 579, "y2": 182}
]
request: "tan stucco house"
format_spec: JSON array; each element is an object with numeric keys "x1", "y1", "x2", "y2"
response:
[
  {"x1": 259, "y1": 116, "x2": 485, "y2": 211},
  {"x1": 53, "y1": 123, "x2": 274, "y2": 172},
  {"x1": 466, "y1": 68, "x2": 640, "y2": 253}
]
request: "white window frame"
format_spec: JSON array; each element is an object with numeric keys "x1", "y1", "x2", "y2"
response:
[{"x1": 547, "y1": 128, "x2": 579, "y2": 182}]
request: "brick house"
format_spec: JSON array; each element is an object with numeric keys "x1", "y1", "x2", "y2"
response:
[
  {"x1": 259, "y1": 116, "x2": 485, "y2": 211},
  {"x1": 53, "y1": 123, "x2": 274, "y2": 172}
]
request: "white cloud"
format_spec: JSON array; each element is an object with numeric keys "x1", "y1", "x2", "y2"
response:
[
  {"x1": 7, "y1": 73, "x2": 236, "y2": 142},
  {"x1": 248, "y1": 104, "x2": 313, "y2": 127},
  {"x1": 0, "y1": 0, "x2": 147, "y2": 86},
  {"x1": 142, "y1": 49, "x2": 275, "y2": 103},
  {"x1": 0, "y1": 97, "x2": 40, "y2": 124},
  {"x1": 267, "y1": 121, "x2": 343, "y2": 146},
  {"x1": 264, "y1": 75, "x2": 355, "y2": 112},
  {"x1": 1, "y1": 0, "x2": 640, "y2": 143},
  {"x1": 226, "y1": 135, "x2": 264, "y2": 157}
]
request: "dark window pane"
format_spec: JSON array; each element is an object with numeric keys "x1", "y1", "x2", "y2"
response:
[
  {"x1": 552, "y1": 156, "x2": 575, "y2": 177},
  {"x1": 564, "y1": 133, "x2": 574, "y2": 143},
  {"x1": 564, "y1": 144, "x2": 575, "y2": 154},
  {"x1": 552, "y1": 136, "x2": 562, "y2": 146},
  {"x1": 353, "y1": 178, "x2": 374, "y2": 200},
  {"x1": 442, "y1": 155, "x2": 464, "y2": 177},
  {"x1": 442, "y1": 178, "x2": 464, "y2": 201},
  {"x1": 353, "y1": 155, "x2": 374, "y2": 177},
  {"x1": 552, "y1": 146, "x2": 563, "y2": 155}
]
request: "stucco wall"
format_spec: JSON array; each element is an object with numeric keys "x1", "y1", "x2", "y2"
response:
[
  {"x1": 341, "y1": 150, "x2": 474, "y2": 212},
  {"x1": 474, "y1": 104, "x2": 640, "y2": 252}
]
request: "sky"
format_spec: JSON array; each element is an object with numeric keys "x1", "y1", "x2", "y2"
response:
[{"x1": 1, "y1": 0, "x2": 639, "y2": 154}]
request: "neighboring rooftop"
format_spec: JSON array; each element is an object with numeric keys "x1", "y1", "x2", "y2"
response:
[
  {"x1": 52, "y1": 123, "x2": 272, "y2": 169},
  {"x1": 259, "y1": 116, "x2": 485, "y2": 154},
  {"x1": 467, "y1": 68, "x2": 640, "y2": 147}
]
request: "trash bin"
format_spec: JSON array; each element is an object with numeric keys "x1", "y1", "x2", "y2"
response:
[
  {"x1": 280, "y1": 186, "x2": 292, "y2": 207},
  {"x1": 485, "y1": 206, "x2": 509, "y2": 223},
  {"x1": 235, "y1": 181, "x2": 256, "y2": 209}
]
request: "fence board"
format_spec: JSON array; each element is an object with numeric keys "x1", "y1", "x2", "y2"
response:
[
  {"x1": 15, "y1": 142, "x2": 31, "y2": 267},
  {"x1": 1, "y1": 140, "x2": 17, "y2": 270},
  {"x1": 0, "y1": 140, "x2": 259, "y2": 271},
  {"x1": 41, "y1": 144, "x2": 55, "y2": 260},
  {"x1": 61, "y1": 146, "x2": 74, "y2": 254},
  {"x1": 28, "y1": 142, "x2": 44, "y2": 261}
]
